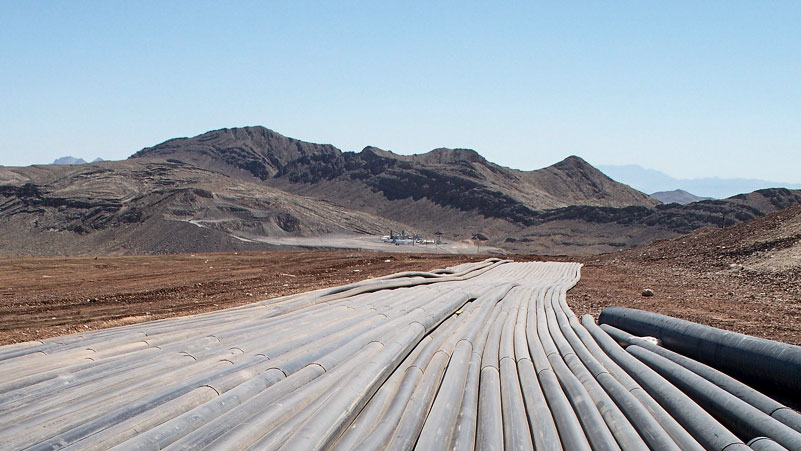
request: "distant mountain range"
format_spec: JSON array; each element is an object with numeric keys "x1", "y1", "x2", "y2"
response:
[
  {"x1": 649, "y1": 189, "x2": 712, "y2": 205},
  {"x1": 1, "y1": 126, "x2": 800, "y2": 256},
  {"x1": 52, "y1": 156, "x2": 104, "y2": 165},
  {"x1": 598, "y1": 164, "x2": 801, "y2": 199}
]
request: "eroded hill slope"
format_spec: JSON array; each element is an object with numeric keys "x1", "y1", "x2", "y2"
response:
[
  {"x1": 2, "y1": 126, "x2": 800, "y2": 255},
  {"x1": 0, "y1": 161, "x2": 411, "y2": 255}
]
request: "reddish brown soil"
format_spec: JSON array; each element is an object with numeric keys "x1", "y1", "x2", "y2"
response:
[
  {"x1": 567, "y1": 206, "x2": 801, "y2": 346},
  {"x1": 0, "y1": 251, "x2": 475, "y2": 345},
  {"x1": 568, "y1": 257, "x2": 801, "y2": 346},
  {"x1": 2, "y1": 247, "x2": 799, "y2": 347}
]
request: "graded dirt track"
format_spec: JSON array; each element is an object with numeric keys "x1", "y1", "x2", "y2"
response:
[{"x1": 1, "y1": 249, "x2": 799, "y2": 346}]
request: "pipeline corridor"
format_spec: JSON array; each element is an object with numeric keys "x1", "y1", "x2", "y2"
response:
[{"x1": 0, "y1": 259, "x2": 799, "y2": 450}]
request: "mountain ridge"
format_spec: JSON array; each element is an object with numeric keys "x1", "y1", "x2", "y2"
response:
[
  {"x1": 133, "y1": 126, "x2": 659, "y2": 218},
  {"x1": 132, "y1": 126, "x2": 340, "y2": 180},
  {"x1": 2, "y1": 125, "x2": 800, "y2": 256},
  {"x1": 650, "y1": 189, "x2": 712, "y2": 205},
  {"x1": 598, "y1": 164, "x2": 801, "y2": 199},
  {"x1": 52, "y1": 156, "x2": 105, "y2": 165}
]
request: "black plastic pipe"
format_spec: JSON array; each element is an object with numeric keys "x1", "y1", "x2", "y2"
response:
[
  {"x1": 599, "y1": 307, "x2": 801, "y2": 400},
  {"x1": 583, "y1": 318, "x2": 749, "y2": 450},
  {"x1": 603, "y1": 323, "x2": 801, "y2": 434},
  {"x1": 627, "y1": 345, "x2": 801, "y2": 450}
]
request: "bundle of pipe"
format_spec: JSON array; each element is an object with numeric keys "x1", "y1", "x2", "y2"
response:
[
  {"x1": 598, "y1": 307, "x2": 801, "y2": 450},
  {"x1": 598, "y1": 307, "x2": 801, "y2": 400},
  {"x1": 3, "y1": 260, "x2": 799, "y2": 450}
]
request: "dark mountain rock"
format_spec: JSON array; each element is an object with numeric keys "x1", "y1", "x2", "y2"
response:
[
  {"x1": 4, "y1": 126, "x2": 800, "y2": 256},
  {"x1": 132, "y1": 126, "x2": 340, "y2": 180},
  {"x1": 528, "y1": 188, "x2": 801, "y2": 233},
  {"x1": 0, "y1": 161, "x2": 410, "y2": 256},
  {"x1": 131, "y1": 127, "x2": 659, "y2": 237}
]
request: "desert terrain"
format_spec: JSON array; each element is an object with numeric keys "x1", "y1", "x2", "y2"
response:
[
  {"x1": 3, "y1": 205, "x2": 800, "y2": 347},
  {"x1": 4, "y1": 126, "x2": 801, "y2": 257},
  {"x1": 2, "y1": 127, "x2": 800, "y2": 348}
]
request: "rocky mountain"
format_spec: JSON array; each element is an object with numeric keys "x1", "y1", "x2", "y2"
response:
[
  {"x1": 499, "y1": 188, "x2": 801, "y2": 255},
  {"x1": 650, "y1": 189, "x2": 712, "y2": 204},
  {"x1": 132, "y1": 127, "x2": 340, "y2": 180},
  {"x1": 52, "y1": 156, "x2": 104, "y2": 165},
  {"x1": 133, "y1": 127, "x2": 658, "y2": 229},
  {"x1": 0, "y1": 161, "x2": 410, "y2": 255},
  {"x1": 2, "y1": 126, "x2": 800, "y2": 256}
]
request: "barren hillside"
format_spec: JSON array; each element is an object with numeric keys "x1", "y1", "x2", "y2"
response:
[
  {"x1": 636, "y1": 202, "x2": 801, "y2": 275},
  {"x1": 0, "y1": 160, "x2": 411, "y2": 255},
  {"x1": 2, "y1": 126, "x2": 801, "y2": 256},
  {"x1": 134, "y1": 127, "x2": 658, "y2": 225},
  {"x1": 131, "y1": 127, "x2": 340, "y2": 179},
  {"x1": 569, "y1": 203, "x2": 801, "y2": 344}
]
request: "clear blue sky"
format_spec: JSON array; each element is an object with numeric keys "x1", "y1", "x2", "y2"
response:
[{"x1": 2, "y1": 1, "x2": 800, "y2": 182}]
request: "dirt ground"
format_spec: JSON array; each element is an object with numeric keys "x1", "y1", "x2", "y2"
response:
[
  {"x1": 0, "y1": 251, "x2": 473, "y2": 345},
  {"x1": 565, "y1": 206, "x2": 801, "y2": 346},
  {"x1": 567, "y1": 256, "x2": 801, "y2": 347},
  {"x1": 1, "y1": 249, "x2": 799, "y2": 346}
]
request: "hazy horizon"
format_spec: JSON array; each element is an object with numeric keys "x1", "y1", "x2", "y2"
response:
[{"x1": 2, "y1": 2, "x2": 799, "y2": 182}]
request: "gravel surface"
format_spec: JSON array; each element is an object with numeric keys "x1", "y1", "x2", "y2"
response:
[{"x1": 567, "y1": 206, "x2": 801, "y2": 346}]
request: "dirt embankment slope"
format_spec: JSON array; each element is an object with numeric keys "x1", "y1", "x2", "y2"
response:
[{"x1": 567, "y1": 204, "x2": 801, "y2": 346}]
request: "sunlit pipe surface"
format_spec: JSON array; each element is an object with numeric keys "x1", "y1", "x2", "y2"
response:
[{"x1": 0, "y1": 260, "x2": 797, "y2": 450}]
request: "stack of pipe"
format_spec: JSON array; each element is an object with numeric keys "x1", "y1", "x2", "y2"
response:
[
  {"x1": 1, "y1": 260, "x2": 800, "y2": 450},
  {"x1": 599, "y1": 307, "x2": 801, "y2": 451}
]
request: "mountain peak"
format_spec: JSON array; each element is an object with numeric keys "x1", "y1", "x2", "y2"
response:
[
  {"x1": 401, "y1": 147, "x2": 486, "y2": 165},
  {"x1": 357, "y1": 146, "x2": 486, "y2": 165},
  {"x1": 533, "y1": 155, "x2": 660, "y2": 208},
  {"x1": 553, "y1": 155, "x2": 593, "y2": 170},
  {"x1": 428, "y1": 147, "x2": 484, "y2": 162},
  {"x1": 359, "y1": 146, "x2": 400, "y2": 160},
  {"x1": 131, "y1": 126, "x2": 341, "y2": 179},
  {"x1": 650, "y1": 189, "x2": 712, "y2": 205},
  {"x1": 549, "y1": 155, "x2": 614, "y2": 182}
]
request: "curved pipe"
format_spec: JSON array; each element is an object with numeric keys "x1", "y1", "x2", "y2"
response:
[
  {"x1": 582, "y1": 317, "x2": 749, "y2": 450},
  {"x1": 598, "y1": 307, "x2": 801, "y2": 399},
  {"x1": 626, "y1": 345, "x2": 801, "y2": 450},
  {"x1": 602, "y1": 323, "x2": 801, "y2": 434}
]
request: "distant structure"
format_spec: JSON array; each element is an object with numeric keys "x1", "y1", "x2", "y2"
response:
[
  {"x1": 381, "y1": 230, "x2": 436, "y2": 246},
  {"x1": 472, "y1": 233, "x2": 489, "y2": 252}
]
